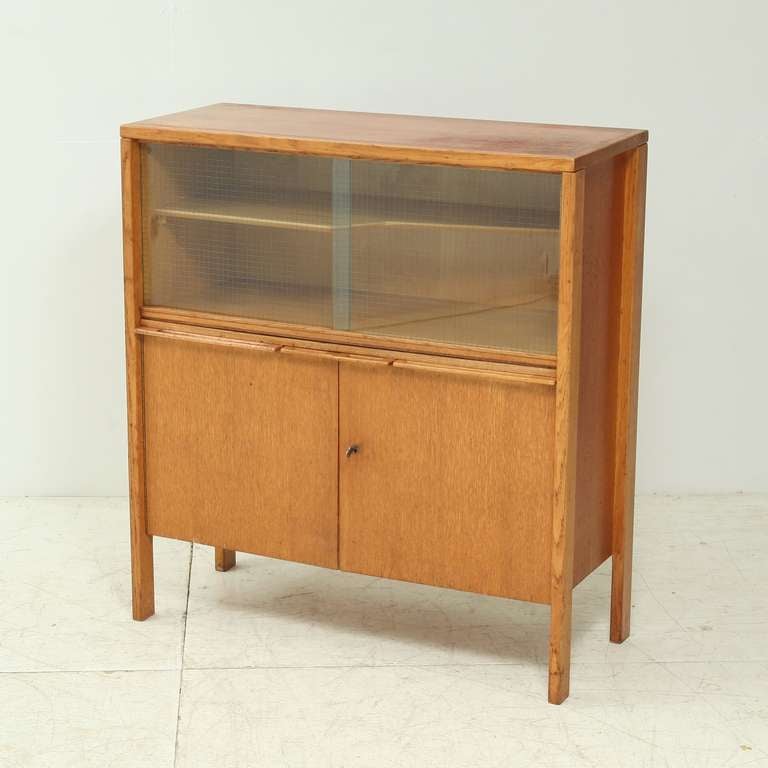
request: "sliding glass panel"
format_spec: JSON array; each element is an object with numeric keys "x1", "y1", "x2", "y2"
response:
[
  {"x1": 141, "y1": 144, "x2": 560, "y2": 355},
  {"x1": 141, "y1": 144, "x2": 334, "y2": 326},
  {"x1": 348, "y1": 162, "x2": 560, "y2": 354}
]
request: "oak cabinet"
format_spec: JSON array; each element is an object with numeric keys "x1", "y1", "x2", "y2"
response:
[{"x1": 121, "y1": 104, "x2": 648, "y2": 703}]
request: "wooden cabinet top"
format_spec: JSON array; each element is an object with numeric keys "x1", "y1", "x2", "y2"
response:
[{"x1": 121, "y1": 103, "x2": 647, "y2": 172}]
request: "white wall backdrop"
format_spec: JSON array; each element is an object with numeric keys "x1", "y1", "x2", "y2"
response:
[{"x1": 1, "y1": 1, "x2": 766, "y2": 495}]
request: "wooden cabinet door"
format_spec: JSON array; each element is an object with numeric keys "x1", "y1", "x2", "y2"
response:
[
  {"x1": 339, "y1": 363, "x2": 554, "y2": 602},
  {"x1": 143, "y1": 336, "x2": 338, "y2": 568}
]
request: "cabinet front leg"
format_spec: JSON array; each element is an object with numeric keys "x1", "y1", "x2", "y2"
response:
[
  {"x1": 215, "y1": 547, "x2": 236, "y2": 572},
  {"x1": 131, "y1": 527, "x2": 155, "y2": 620},
  {"x1": 548, "y1": 169, "x2": 583, "y2": 704},
  {"x1": 123, "y1": 138, "x2": 155, "y2": 622},
  {"x1": 610, "y1": 540, "x2": 632, "y2": 642},
  {"x1": 548, "y1": 586, "x2": 573, "y2": 704}
]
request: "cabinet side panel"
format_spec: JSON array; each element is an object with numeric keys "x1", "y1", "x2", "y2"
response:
[
  {"x1": 339, "y1": 364, "x2": 554, "y2": 603},
  {"x1": 572, "y1": 156, "x2": 622, "y2": 584},
  {"x1": 143, "y1": 336, "x2": 339, "y2": 568}
]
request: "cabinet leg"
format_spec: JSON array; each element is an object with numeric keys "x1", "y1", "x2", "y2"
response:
[
  {"x1": 610, "y1": 145, "x2": 645, "y2": 644},
  {"x1": 215, "y1": 548, "x2": 236, "y2": 572},
  {"x1": 610, "y1": 544, "x2": 632, "y2": 643},
  {"x1": 611, "y1": 433, "x2": 636, "y2": 643},
  {"x1": 548, "y1": 587, "x2": 573, "y2": 704},
  {"x1": 131, "y1": 529, "x2": 155, "y2": 620},
  {"x1": 548, "y1": 169, "x2": 582, "y2": 704}
]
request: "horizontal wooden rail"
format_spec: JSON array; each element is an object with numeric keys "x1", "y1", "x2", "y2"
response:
[
  {"x1": 391, "y1": 359, "x2": 555, "y2": 386},
  {"x1": 140, "y1": 305, "x2": 558, "y2": 369},
  {"x1": 135, "y1": 327, "x2": 282, "y2": 353},
  {"x1": 279, "y1": 346, "x2": 392, "y2": 365},
  {"x1": 135, "y1": 327, "x2": 556, "y2": 385}
]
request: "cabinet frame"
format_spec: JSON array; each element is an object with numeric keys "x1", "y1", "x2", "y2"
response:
[{"x1": 121, "y1": 106, "x2": 647, "y2": 704}]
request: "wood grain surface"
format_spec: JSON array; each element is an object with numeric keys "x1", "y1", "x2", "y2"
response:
[
  {"x1": 338, "y1": 362, "x2": 555, "y2": 603},
  {"x1": 572, "y1": 155, "x2": 622, "y2": 585},
  {"x1": 548, "y1": 169, "x2": 585, "y2": 704},
  {"x1": 136, "y1": 320, "x2": 557, "y2": 380},
  {"x1": 141, "y1": 305, "x2": 557, "y2": 369},
  {"x1": 142, "y1": 335, "x2": 339, "y2": 568},
  {"x1": 610, "y1": 145, "x2": 647, "y2": 643},
  {"x1": 122, "y1": 138, "x2": 155, "y2": 621},
  {"x1": 122, "y1": 103, "x2": 647, "y2": 172}
]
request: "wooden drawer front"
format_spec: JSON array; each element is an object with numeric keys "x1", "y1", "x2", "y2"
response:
[
  {"x1": 339, "y1": 363, "x2": 554, "y2": 602},
  {"x1": 142, "y1": 335, "x2": 338, "y2": 568}
]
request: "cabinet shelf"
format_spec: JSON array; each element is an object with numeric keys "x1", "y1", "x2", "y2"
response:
[
  {"x1": 153, "y1": 197, "x2": 332, "y2": 233},
  {"x1": 152, "y1": 195, "x2": 558, "y2": 235},
  {"x1": 154, "y1": 204, "x2": 331, "y2": 233}
]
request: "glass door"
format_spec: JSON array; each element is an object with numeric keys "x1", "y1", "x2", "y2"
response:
[
  {"x1": 141, "y1": 144, "x2": 561, "y2": 356},
  {"x1": 141, "y1": 143, "x2": 335, "y2": 327},
  {"x1": 345, "y1": 161, "x2": 560, "y2": 354}
]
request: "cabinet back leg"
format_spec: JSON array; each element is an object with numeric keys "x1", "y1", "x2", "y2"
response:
[
  {"x1": 131, "y1": 529, "x2": 155, "y2": 620},
  {"x1": 609, "y1": 144, "x2": 646, "y2": 644},
  {"x1": 215, "y1": 547, "x2": 236, "y2": 572}
]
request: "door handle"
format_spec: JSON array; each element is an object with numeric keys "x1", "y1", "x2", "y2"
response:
[
  {"x1": 135, "y1": 327, "x2": 281, "y2": 353},
  {"x1": 345, "y1": 444, "x2": 360, "y2": 458},
  {"x1": 280, "y1": 346, "x2": 392, "y2": 365},
  {"x1": 390, "y1": 359, "x2": 555, "y2": 386}
]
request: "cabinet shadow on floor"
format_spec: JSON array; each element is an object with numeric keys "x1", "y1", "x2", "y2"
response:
[{"x1": 187, "y1": 548, "x2": 609, "y2": 665}]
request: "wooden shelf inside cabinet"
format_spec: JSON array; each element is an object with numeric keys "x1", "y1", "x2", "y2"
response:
[
  {"x1": 121, "y1": 104, "x2": 648, "y2": 705},
  {"x1": 153, "y1": 203, "x2": 331, "y2": 233},
  {"x1": 150, "y1": 199, "x2": 559, "y2": 234},
  {"x1": 151, "y1": 191, "x2": 332, "y2": 233}
]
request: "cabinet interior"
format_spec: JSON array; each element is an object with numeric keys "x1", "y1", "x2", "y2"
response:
[{"x1": 141, "y1": 143, "x2": 561, "y2": 356}]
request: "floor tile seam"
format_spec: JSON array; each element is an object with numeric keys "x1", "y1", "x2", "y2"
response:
[{"x1": 173, "y1": 543, "x2": 194, "y2": 768}]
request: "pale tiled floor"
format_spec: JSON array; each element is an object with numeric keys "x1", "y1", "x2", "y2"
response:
[{"x1": 1, "y1": 496, "x2": 766, "y2": 767}]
